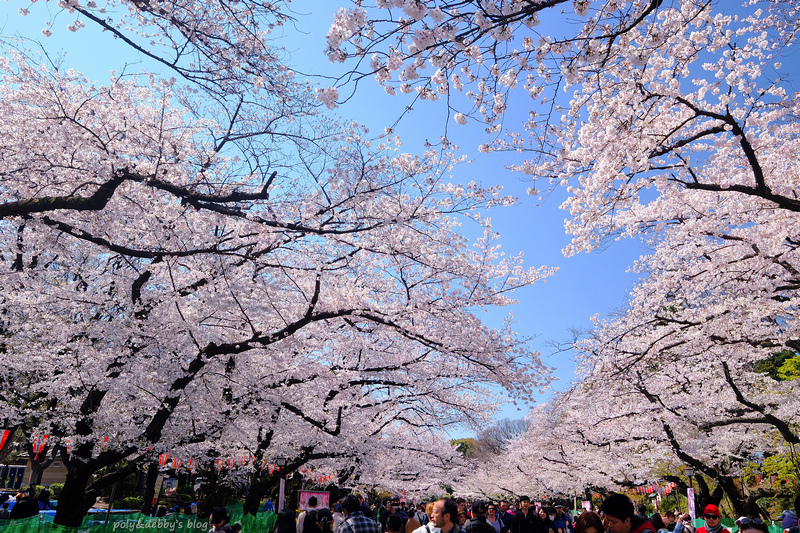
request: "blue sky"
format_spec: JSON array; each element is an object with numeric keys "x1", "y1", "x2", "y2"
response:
[
  {"x1": 1, "y1": 1, "x2": 649, "y2": 429},
  {"x1": 273, "y1": 5, "x2": 650, "y2": 422}
]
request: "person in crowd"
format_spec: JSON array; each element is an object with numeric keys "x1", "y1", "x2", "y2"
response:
[
  {"x1": 415, "y1": 503, "x2": 430, "y2": 526},
  {"x1": 334, "y1": 503, "x2": 345, "y2": 532},
  {"x1": 406, "y1": 508, "x2": 422, "y2": 533},
  {"x1": 388, "y1": 515, "x2": 406, "y2": 533},
  {"x1": 498, "y1": 501, "x2": 514, "y2": 528},
  {"x1": 534, "y1": 507, "x2": 556, "y2": 533},
  {"x1": 209, "y1": 507, "x2": 234, "y2": 533},
  {"x1": 37, "y1": 485, "x2": 50, "y2": 510},
  {"x1": 319, "y1": 507, "x2": 336, "y2": 533},
  {"x1": 696, "y1": 505, "x2": 729, "y2": 533},
  {"x1": 277, "y1": 509, "x2": 298, "y2": 533},
  {"x1": 464, "y1": 501, "x2": 498, "y2": 533},
  {"x1": 0, "y1": 502, "x2": 10, "y2": 519},
  {"x1": 554, "y1": 506, "x2": 573, "y2": 533},
  {"x1": 299, "y1": 496, "x2": 322, "y2": 533},
  {"x1": 637, "y1": 506, "x2": 649, "y2": 522},
  {"x1": 650, "y1": 514, "x2": 667, "y2": 533},
  {"x1": 781, "y1": 511, "x2": 799, "y2": 533},
  {"x1": 232, "y1": 523, "x2": 242, "y2": 533},
  {"x1": 353, "y1": 493, "x2": 373, "y2": 519},
  {"x1": 413, "y1": 503, "x2": 441, "y2": 533},
  {"x1": 264, "y1": 498, "x2": 275, "y2": 512},
  {"x1": 663, "y1": 512, "x2": 677, "y2": 532},
  {"x1": 430, "y1": 499, "x2": 465, "y2": 533},
  {"x1": 600, "y1": 493, "x2": 655, "y2": 533},
  {"x1": 574, "y1": 511, "x2": 604, "y2": 533},
  {"x1": 338, "y1": 494, "x2": 380, "y2": 533},
  {"x1": 673, "y1": 514, "x2": 695, "y2": 533},
  {"x1": 736, "y1": 518, "x2": 769, "y2": 533},
  {"x1": 457, "y1": 499, "x2": 470, "y2": 520},
  {"x1": 374, "y1": 499, "x2": 385, "y2": 523},
  {"x1": 382, "y1": 496, "x2": 410, "y2": 533},
  {"x1": 486, "y1": 503, "x2": 506, "y2": 533},
  {"x1": 512, "y1": 496, "x2": 537, "y2": 533},
  {"x1": 411, "y1": 502, "x2": 439, "y2": 533},
  {"x1": 9, "y1": 492, "x2": 39, "y2": 519}
]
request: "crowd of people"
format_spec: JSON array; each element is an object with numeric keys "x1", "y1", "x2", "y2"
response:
[
  {"x1": 246, "y1": 492, "x2": 799, "y2": 533},
  {"x1": 0, "y1": 485, "x2": 52, "y2": 520}
]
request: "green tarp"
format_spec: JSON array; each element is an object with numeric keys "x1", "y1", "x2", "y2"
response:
[
  {"x1": 0, "y1": 510, "x2": 784, "y2": 533},
  {"x1": 0, "y1": 505, "x2": 277, "y2": 533}
]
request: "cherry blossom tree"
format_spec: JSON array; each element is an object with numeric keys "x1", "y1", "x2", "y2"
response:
[
  {"x1": 563, "y1": 222, "x2": 800, "y2": 516},
  {"x1": 327, "y1": 0, "x2": 799, "y2": 251},
  {"x1": 330, "y1": 0, "x2": 800, "y2": 504},
  {"x1": 479, "y1": 220, "x2": 800, "y2": 513},
  {"x1": 0, "y1": 1, "x2": 555, "y2": 526}
]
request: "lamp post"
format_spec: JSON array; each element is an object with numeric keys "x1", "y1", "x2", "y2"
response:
[
  {"x1": 276, "y1": 458, "x2": 288, "y2": 511},
  {"x1": 685, "y1": 467, "x2": 695, "y2": 520}
]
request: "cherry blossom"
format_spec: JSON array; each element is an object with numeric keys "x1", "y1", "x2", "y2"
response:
[
  {"x1": 331, "y1": 0, "x2": 800, "y2": 504},
  {"x1": 0, "y1": 1, "x2": 555, "y2": 525}
]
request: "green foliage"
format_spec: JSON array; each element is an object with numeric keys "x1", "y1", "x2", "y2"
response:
[
  {"x1": 753, "y1": 350, "x2": 799, "y2": 380},
  {"x1": 759, "y1": 453, "x2": 797, "y2": 481},
  {"x1": 50, "y1": 483, "x2": 63, "y2": 499},
  {"x1": 165, "y1": 492, "x2": 194, "y2": 507},
  {"x1": 113, "y1": 496, "x2": 143, "y2": 510},
  {"x1": 777, "y1": 356, "x2": 800, "y2": 380},
  {"x1": 451, "y1": 438, "x2": 481, "y2": 459}
]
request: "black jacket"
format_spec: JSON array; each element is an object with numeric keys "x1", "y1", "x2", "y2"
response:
[
  {"x1": 466, "y1": 516, "x2": 499, "y2": 533},
  {"x1": 512, "y1": 511, "x2": 537, "y2": 533}
]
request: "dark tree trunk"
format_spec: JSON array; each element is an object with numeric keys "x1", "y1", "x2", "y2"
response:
[
  {"x1": 244, "y1": 472, "x2": 272, "y2": 517},
  {"x1": 693, "y1": 476, "x2": 726, "y2": 517},
  {"x1": 715, "y1": 476, "x2": 748, "y2": 518},
  {"x1": 140, "y1": 461, "x2": 159, "y2": 516},
  {"x1": 694, "y1": 475, "x2": 711, "y2": 516},
  {"x1": 794, "y1": 490, "x2": 800, "y2": 517},
  {"x1": 25, "y1": 444, "x2": 55, "y2": 488},
  {"x1": 197, "y1": 468, "x2": 229, "y2": 519},
  {"x1": 53, "y1": 461, "x2": 99, "y2": 527}
]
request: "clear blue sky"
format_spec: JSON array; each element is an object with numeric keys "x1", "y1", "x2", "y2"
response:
[
  {"x1": 273, "y1": 4, "x2": 650, "y2": 423},
  {"x1": 1, "y1": 1, "x2": 649, "y2": 430}
]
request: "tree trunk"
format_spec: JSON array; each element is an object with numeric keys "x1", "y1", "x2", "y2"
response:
[
  {"x1": 244, "y1": 473, "x2": 270, "y2": 516},
  {"x1": 140, "y1": 461, "x2": 159, "y2": 516},
  {"x1": 53, "y1": 461, "x2": 99, "y2": 527},
  {"x1": 794, "y1": 489, "x2": 800, "y2": 517},
  {"x1": 197, "y1": 468, "x2": 229, "y2": 519},
  {"x1": 715, "y1": 476, "x2": 748, "y2": 518}
]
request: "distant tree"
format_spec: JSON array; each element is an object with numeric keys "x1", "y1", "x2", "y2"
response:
[
  {"x1": 452, "y1": 438, "x2": 482, "y2": 459},
  {"x1": 475, "y1": 418, "x2": 530, "y2": 456}
]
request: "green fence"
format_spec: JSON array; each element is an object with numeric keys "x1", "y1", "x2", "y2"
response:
[
  {"x1": 692, "y1": 518, "x2": 784, "y2": 533},
  {"x1": 0, "y1": 504, "x2": 277, "y2": 533}
]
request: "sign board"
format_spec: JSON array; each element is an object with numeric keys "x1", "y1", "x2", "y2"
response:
[
  {"x1": 299, "y1": 491, "x2": 330, "y2": 511},
  {"x1": 152, "y1": 474, "x2": 165, "y2": 506}
]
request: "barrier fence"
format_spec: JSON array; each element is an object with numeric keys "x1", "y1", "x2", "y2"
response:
[
  {"x1": 0, "y1": 508, "x2": 788, "y2": 533},
  {"x1": 0, "y1": 504, "x2": 277, "y2": 533}
]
